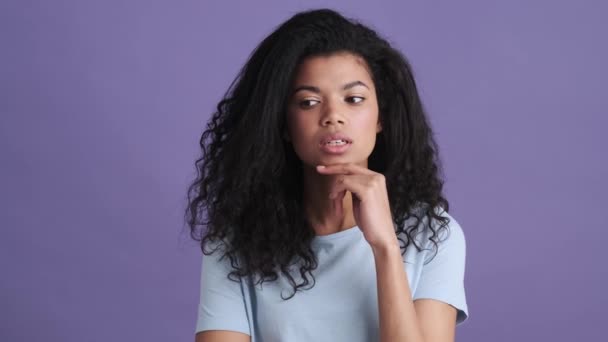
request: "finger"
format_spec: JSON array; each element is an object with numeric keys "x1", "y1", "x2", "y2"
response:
[
  {"x1": 316, "y1": 163, "x2": 375, "y2": 176},
  {"x1": 329, "y1": 175, "x2": 368, "y2": 201}
]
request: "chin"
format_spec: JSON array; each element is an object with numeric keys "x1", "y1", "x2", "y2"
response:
[{"x1": 315, "y1": 155, "x2": 368, "y2": 167}]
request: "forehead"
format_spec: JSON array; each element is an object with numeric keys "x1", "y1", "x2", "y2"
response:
[{"x1": 291, "y1": 52, "x2": 374, "y2": 87}]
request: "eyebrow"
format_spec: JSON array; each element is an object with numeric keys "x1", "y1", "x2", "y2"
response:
[{"x1": 291, "y1": 80, "x2": 369, "y2": 95}]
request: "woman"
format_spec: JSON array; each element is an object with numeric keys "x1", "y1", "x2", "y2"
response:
[{"x1": 186, "y1": 8, "x2": 469, "y2": 342}]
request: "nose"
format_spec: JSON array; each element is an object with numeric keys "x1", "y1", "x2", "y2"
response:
[{"x1": 320, "y1": 99, "x2": 346, "y2": 126}]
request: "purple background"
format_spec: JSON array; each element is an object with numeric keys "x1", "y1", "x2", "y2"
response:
[{"x1": 1, "y1": 0, "x2": 606, "y2": 341}]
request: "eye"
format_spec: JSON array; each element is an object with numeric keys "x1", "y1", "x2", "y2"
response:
[
  {"x1": 298, "y1": 99, "x2": 320, "y2": 108},
  {"x1": 346, "y1": 96, "x2": 365, "y2": 104}
]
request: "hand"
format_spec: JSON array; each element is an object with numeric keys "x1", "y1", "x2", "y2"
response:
[{"x1": 316, "y1": 163, "x2": 398, "y2": 251}]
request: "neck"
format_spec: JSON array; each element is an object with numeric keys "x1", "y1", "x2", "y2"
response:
[{"x1": 301, "y1": 164, "x2": 357, "y2": 236}]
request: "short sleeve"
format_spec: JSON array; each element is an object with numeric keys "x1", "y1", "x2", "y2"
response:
[
  {"x1": 412, "y1": 213, "x2": 469, "y2": 325},
  {"x1": 195, "y1": 243, "x2": 251, "y2": 335}
]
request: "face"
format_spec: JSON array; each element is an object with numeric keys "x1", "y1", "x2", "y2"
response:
[{"x1": 285, "y1": 52, "x2": 382, "y2": 169}]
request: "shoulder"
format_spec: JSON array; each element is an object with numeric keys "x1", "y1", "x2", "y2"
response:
[
  {"x1": 434, "y1": 209, "x2": 465, "y2": 250},
  {"x1": 201, "y1": 238, "x2": 244, "y2": 277},
  {"x1": 405, "y1": 205, "x2": 466, "y2": 258}
]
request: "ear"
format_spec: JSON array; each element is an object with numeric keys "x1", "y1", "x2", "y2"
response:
[{"x1": 376, "y1": 120, "x2": 382, "y2": 133}]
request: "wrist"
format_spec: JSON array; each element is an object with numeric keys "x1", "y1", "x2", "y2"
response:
[{"x1": 371, "y1": 239, "x2": 401, "y2": 258}]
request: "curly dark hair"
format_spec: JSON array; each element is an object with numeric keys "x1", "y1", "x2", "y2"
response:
[{"x1": 185, "y1": 8, "x2": 451, "y2": 299}]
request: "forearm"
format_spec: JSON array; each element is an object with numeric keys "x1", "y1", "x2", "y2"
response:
[{"x1": 372, "y1": 242, "x2": 425, "y2": 342}]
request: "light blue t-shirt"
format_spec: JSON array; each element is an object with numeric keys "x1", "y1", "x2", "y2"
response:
[{"x1": 195, "y1": 209, "x2": 469, "y2": 341}]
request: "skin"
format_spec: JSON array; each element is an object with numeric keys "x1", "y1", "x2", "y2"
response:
[
  {"x1": 284, "y1": 52, "x2": 382, "y2": 236},
  {"x1": 196, "y1": 52, "x2": 457, "y2": 342}
]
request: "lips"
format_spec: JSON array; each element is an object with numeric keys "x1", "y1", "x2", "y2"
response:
[{"x1": 319, "y1": 133, "x2": 353, "y2": 145}]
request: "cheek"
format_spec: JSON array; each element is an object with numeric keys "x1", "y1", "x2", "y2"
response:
[
  {"x1": 287, "y1": 113, "x2": 314, "y2": 141},
  {"x1": 286, "y1": 114, "x2": 315, "y2": 158},
  {"x1": 352, "y1": 109, "x2": 380, "y2": 154},
  {"x1": 353, "y1": 109, "x2": 379, "y2": 134}
]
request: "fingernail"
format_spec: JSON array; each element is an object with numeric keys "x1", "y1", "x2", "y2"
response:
[{"x1": 317, "y1": 165, "x2": 325, "y2": 169}]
